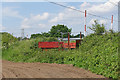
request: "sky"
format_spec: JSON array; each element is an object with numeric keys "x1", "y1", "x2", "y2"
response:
[{"x1": 0, "y1": 0, "x2": 120, "y2": 37}]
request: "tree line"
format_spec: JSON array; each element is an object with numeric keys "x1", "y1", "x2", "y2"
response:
[
  {"x1": 31, "y1": 24, "x2": 84, "y2": 39},
  {"x1": 30, "y1": 20, "x2": 109, "y2": 39}
]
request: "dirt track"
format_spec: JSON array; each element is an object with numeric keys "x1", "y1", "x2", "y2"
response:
[{"x1": 2, "y1": 60, "x2": 105, "y2": 78}]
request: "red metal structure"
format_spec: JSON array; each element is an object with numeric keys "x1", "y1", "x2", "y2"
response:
[
  {"x1": 38, "y1": 32, "x2": 82, "y2": 50},
  {"x1": 38, "y1": 42, "x2": 77, "y2": 49},
  {"x1": 38, "y1": 42, "x2": 63, "y2": 49}
]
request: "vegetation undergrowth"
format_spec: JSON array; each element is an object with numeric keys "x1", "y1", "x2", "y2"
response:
[{"x1": 2, "y1": 32, "x2": 119, "y2": 80}]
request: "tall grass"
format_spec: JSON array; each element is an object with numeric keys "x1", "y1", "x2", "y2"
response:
[{"x1": 2, "y1": 32, "x2": 119, "y2": 79}]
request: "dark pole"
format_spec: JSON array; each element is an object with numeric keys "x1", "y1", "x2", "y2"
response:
[
  {"x1": 68, "y1": 32, "x2": 70, "y2": 49},
  {"x1": 80, "y1": 32, "x2": 82, "y2": 40}
]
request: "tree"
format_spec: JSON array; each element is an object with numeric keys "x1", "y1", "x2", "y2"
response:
[
  {"x1": 89, "y1": 20, "x2": 106, "y2": 35},
  {"x1": 73, "y1": 34, "x2": 84, "y2": 38},
  {"x1": 41, "y1": 32, "x2": 50, "y2": 37},
  {"x1": 1, "y1": 32, "x2": 18, "y2": 49},
  {"x1": 31, "y1": 34, "x2": 42, "y2": 39},
  {"x1": 49, "y1": 24, "x2": 72, "y2": 38}
]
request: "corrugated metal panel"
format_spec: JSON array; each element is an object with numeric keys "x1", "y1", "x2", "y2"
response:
[{"x1": 58, "y1": 38, "x2": 82, "y2": 41}]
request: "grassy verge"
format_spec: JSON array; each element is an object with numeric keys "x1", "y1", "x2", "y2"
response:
[{"x1": 2, "y1": 32, "x2": 119, "y2": 79}]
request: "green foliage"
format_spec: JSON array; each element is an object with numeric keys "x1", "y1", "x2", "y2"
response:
[
  {"x1": 49, "y1": 24, "x2": 72, "y2": 37},
  {"x1": 30, "y1": 24, "x2": 84, "y2": 38},
  {"x1": 46, "y1": 37, "x2": 58, "y2": 42},
  {"x1": 79, "y1": 32, "x2": 118, "y2": 79},
  {"x1": 30, "y1": 24, "x2": 72, "y2": 38},
  {"x1": 109, "y1": 29, "x2": 114, "y2": 34},
  {"x1": 2, "y1": 32, "x2": 119, "y2": 80},
  {"x1": 1, "y1": 32, "x2": 18, "y2": 49},
  {"x1": 89, "y1": 20, "x2": 106, "y2": 35},
  {"x1": 31, "y1": 32, "x2": 51, "y2": 39},
  {"x1": 31, "y1": 34, "x2": 42, "y2": 39}
]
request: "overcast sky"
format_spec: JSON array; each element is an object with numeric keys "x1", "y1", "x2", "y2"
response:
[{"x1": 0, "y1": 0, "x2": 119, "y2": 37}]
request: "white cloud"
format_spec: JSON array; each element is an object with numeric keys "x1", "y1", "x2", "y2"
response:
[
  {"x1": 2, "y1": 7, "x2": 23, "y2": 19},
  {"x1": 38, "y1": 24, "x2": 46, "y2": 28},
  {"x1": 88, "y1": 2, "x2": 114, "y2": 13},
  {"x1": 80, "y1": 2, "x2": 91, "y2": 8},
  {"x1": 80, "y1": 0, "x2": 119, "y2": 15},
  {"x1": 49, "y1": 0, "x2": 118, "y2": 26},
  {"x1": 99, "y1": 19, "x2": 107, "y2": 24},
  {"x1": 20, "y1": 0, "x2": 118, "y2": 33},
  {"x1": 49, "y1": 13, "x2": 64, "y2": 23},
  {"x1": 89, "y1": 19, "x2": 108, "y2": 26},
  {"x1": 31, "y1": 12, "x2": 49, "y2": 20},
  {"x1": 21, "y1": 13, "x2": 49, "y2": 29},
  {"x1": 109, "y1": 0, "x2": 120, "y2": 3},
  {"x1": 21, "y1": 24, "x2": 31, "y2": 29},
  {"x1": 89, "y1": 19, "x2": 96, "y2": 25},
  {"x1": 0, "y1": 24, "x2": 6, "y2": 31},
  {"x1": 23, "y1": 18, "x2": 28, "y2": 22}
]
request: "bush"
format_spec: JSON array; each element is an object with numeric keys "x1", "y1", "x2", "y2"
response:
[
  {"x1": 89, "y1": 20, "x2": 106, "y2": 35},
  {"x1": 2, "y1": 32, "x2": 119, "y2": 79}
]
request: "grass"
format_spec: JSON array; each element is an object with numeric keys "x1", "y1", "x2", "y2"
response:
[{"x1": 2, "y1": 32, "x2": 119, "y2": 79}]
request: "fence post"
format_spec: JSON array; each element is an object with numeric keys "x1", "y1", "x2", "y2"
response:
[
  {"x1": 68, "y1": 32, "x2": 70, "y2": 49},
  {"x1": 80, "y1": 32, "x2": 82, "y2": 40}
]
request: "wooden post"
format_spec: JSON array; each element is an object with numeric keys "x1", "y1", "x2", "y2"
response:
[
  {"x1": 68, "y1": 32, "x2": 70, "y2": 49},
  {"x1": 80, "y1": 32, "x2": 82, "y2": 40}
]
